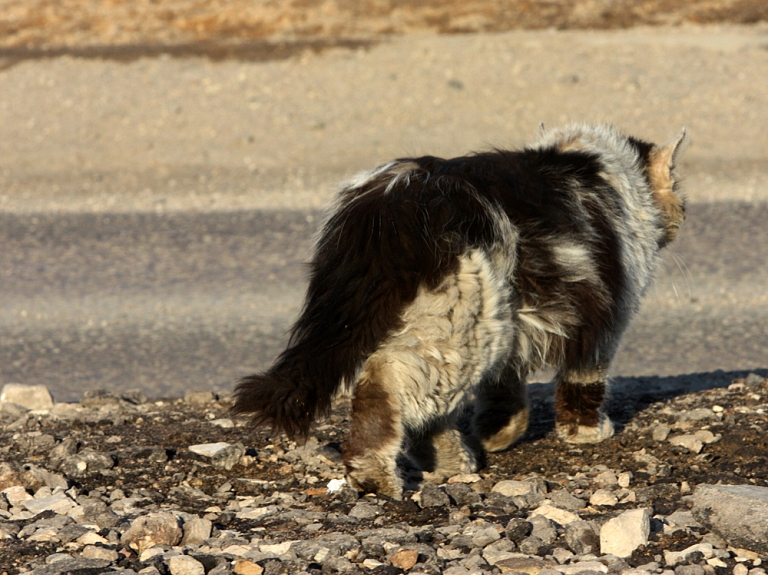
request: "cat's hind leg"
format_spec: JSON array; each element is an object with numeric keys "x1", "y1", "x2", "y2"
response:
[
  {"x1": 342, "y1": 360, "x2": 406, "y2": 499},
  {"x1": 473, "y1": 363, "x2": 530, "y2": 452},
  {"x1": 554, "y1": 367, "x2": 614, "y2": 443}
]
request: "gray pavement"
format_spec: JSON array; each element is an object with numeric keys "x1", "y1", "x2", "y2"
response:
[
  {"x1": 1, "y1": 203, "x2": 766, "y2": 402},
  {"x1": 1, "y1": 26, "x2": 767, "y2": 401}
]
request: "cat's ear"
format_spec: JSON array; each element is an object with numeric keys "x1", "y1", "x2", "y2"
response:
[
  {"x1": 648, "y1": 129, "x2": 687, "y2": 246},
  {"x1": 651, "y1": 128, "x2": 687, "y2": 174}
]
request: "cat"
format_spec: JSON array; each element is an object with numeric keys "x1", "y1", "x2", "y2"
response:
[{"x1": 233, "y1": 123, "x2": 687, "y2": 499}]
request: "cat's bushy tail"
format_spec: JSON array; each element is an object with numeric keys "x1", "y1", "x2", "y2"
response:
[{"x1": 232, "y1": 160, "x2": 505, "y2": 438}]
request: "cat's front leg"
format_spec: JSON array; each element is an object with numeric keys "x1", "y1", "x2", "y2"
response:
[
  {"x1": 554, "y1": 369, "x2": 614, "y2": 443},
  {"x1": 408, "y1": 416, "x2": 481, "y2": 484}
]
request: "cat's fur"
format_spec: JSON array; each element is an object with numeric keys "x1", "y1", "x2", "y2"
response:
[{"x1": 233, "y1": 123, "x2": 687, "y2": 498}]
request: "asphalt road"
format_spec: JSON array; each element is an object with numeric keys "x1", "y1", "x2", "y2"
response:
[
  {"x1": 0, "y1": 201, "x2": 766, "y2": 403},
  {"x1": 1, "y1": 26, "x2": 767, "y2": 401}
]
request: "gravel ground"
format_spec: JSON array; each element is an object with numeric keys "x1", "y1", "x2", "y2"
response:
[{"x1": 2, "y1": 373, "x2": 768, "y2": 575}]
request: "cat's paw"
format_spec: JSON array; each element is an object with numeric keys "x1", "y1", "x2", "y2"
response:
[{"x1": 556, "y1": 416, "x2": 614, "y2": 444}]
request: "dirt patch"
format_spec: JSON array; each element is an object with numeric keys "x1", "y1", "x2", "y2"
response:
[{"x1": 0, "y1": 0, "x2": 766, "y2": 59}]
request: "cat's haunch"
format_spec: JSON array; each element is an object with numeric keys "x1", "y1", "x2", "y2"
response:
[{"x1": 233, "y1": 123, "x2": 687, "y2": 499}]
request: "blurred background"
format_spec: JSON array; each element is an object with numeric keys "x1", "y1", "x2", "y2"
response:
[{"x1": 0, "y1": 1, "x2": 766, "y2": 401}]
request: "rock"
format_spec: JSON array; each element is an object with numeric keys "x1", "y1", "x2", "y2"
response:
[
  {"x1": 181, "y1": 517, "x2": 212, "y2": 546},
  {"x1": 21, "y1": 464, "x2": 69, "y2": 491},
  {"x1": 589, "y1": 489, "x2": 618, "y2": 506},
  {"x1": 22, "y1": 492, "x2": 76, "y2": 515},
  {"x1": 59, "y1": 449, "x2": 115, "y2": 477},
  {"x1": 233, "y1": 560, "x2": 264, "y2": 575},
  {"x1": 420, "y1": 483, "x2": 450, "y2": 508},
  {"x1": 121, "y1": 512, "x2": 183, "y2": 552},
  {"x1": 548, "y1": 489, "x2": 586, "y2": 511},
  {"x1": 694, "y1": 430, "x2": 719, "y2": 444},
  {"x1": 564, "y1": 520, "x2": 600, "y2": 555},
  {"x1": 492, "y1": 479, "x2": 543, "y2": 497},
  {"x1": 121, "y1": 389, "x2": 148, "y2": 404},
  {"x1": 390, "y1": 549, "x2": 419, "y2": 570},
  {"x1": 210, "y1": 418, "x2": 234, "y2": 428},
  {"x1": 169, "y1": 555, "x2": 206, "y2": 575},
  {"x1": 652, "y1": 423, "x2": 671, "y2": 442},
  {"x1": 529, "y1": 504, "x2": 580, "y2": 526},
  {"x1": 519, "y1": 535, "x2": 548, "y2": 555},
  {"x1": 505, "y1": 518, "x2": 533, "y2": 542},
  {"x1": 348, "y1": 501, "x2": 379, "y2": 519},
  {"x1": 49, "y1": 438, "x2": 80, "y2": 465},
  {"x1": 189, "y1": 442, "x2": 245, "y2": 470},
  {"x1": 559, "y1": 561, "x2": 608, "y2": 574},
  {"x1": 3, "y1": 485, "x2": 32, "y2": 507},
  {"x1": 663, "y1": 542, "x2": 714, "y2": 565},
  {"x1": 663, "y1": 510, "x2": 702, "y2": 534},
  {"x1": 185, "y1": 391, "x2": 216, "y2": 404},
  {"x1": 617, "y1": 471, "x2": 633, "y2": 488},
  {"x1": 81, "y1": 545, "x2": 119, "y2": 561},
  {"x1": 0, "y1": 384, "x2": 54, "y2": 410},
  {"x1": 692, "y1": 484, "x2": 768, "y2": 553},
  {"x1": 445, "y1": 483, "x2": 482, "y2": 507},
  {"x1": 678, "y1": 408, "x2": 719, "y2": 422},
  {"x1": 470, "y1": 526, "x2": 501, "y2": 547},
  {"x1": 599, "y1": 508, "x2": 650, "y2": 557},
  {"x1": 594, "y1": 470, "x2": 618, "y2": 487},
  {"x1": 189, "y1": 442, "x2": 231, "y2": 457},
  {"x1": 494, "y1": 555, "x2": 554, "y2": 574},
  {"x1": 528, "y1": 515, "x2": 558, "y2": 545},
  {"x1": 80, "y1": 389, "x2": 120, "y2": 407},
  {"x1": 0, "y1": 463, "x2": 22, "y2": 491},
  {"x1": 669, "y1": 434, "x2": 704, "y2": 453},
  {"x1": 27, "y1": 557, "x2": 111, "y2": 575}
]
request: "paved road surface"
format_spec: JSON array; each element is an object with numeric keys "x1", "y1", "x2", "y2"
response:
[
  {"x1": 2, "y1": 202, "x2": 766, "y2": 402},
  {"x1": 1, "y1": 26, "x2": 766, "y2": 401}
]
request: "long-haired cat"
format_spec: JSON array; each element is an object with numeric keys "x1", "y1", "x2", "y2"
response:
[{"x1": 233, "y1": 123, "x2": 687, "y2": 498}]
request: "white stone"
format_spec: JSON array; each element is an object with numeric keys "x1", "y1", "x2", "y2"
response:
[
  {"x1": 664, "y1": 543, "x2": 714, "y2": 565},
  {"x1": 600, "y1": 508, "x2": 651, "y2": 557},
  {"x1": 447, "y1": 473, "x2": 482, "y2": 484},
  {"x1": 28, "y1": 527, "x2": 60, "y2": 542},
  {"x1": 181, "y1": 517, "x2": 212, "y2": 546},
  {"x1": 169, "y1": 555, "x2": 205, "y2": 575},
  {"x1": 139, "y1": 547, "x2": 166, "y2": 562},
  {"x1": 82, "y1": 545, "x2": 119, "y2": 561},
  {"x1": 76, "y1": 531, "x2": 108, "y2": 545},
  {"x1": 694, "y1": 430, "x2": 719, "y2": 444},
  {"x1": 235, "y1": 506, "x2": 278, "y2": 520},
  {"x1": 559, "y1": 561, "x2": 608, "y2": 574},
  {"x1": 617, "y1": 472, "x2": 633, "y2": 488},
  {"x1": 669, "y1": 434, "x2": 704, "y2": 453},
  {"x1": 590, "y1": 489, "x2": 619, "y2": 506},
  {"x1": 529, "y1": 504, "x2": 580, "y2": 526},
  {"x1": 0, "y1": 384, "x2": 54, "y2": 410},
  {"x1": 22, "y1": 492, "x2": 76, "y2": 515},
  {"x1": 594, "y1": 471, "x2": 618, "y2": 486},
  {"x1": 3, "y1": 485, "x2": 32, "y2": 507},
  {"x1": 327, "y1": 478, "x2": 346, "y2": 493},
  {"x1": 259, "y1": 541, "x2": 294, "y2": 556},
  {"x1": 188, "y1": 442, "x2": 232, "y2": 457},
  {"x1": 209, "y1": 419, "x2": 234, "y2": 428},
  {"x1": 493, "y1": 480, "x2": 542, "y2": 497},
  {"x1": 221, "y1": 545, "x2": 251, "y2": 556}
]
